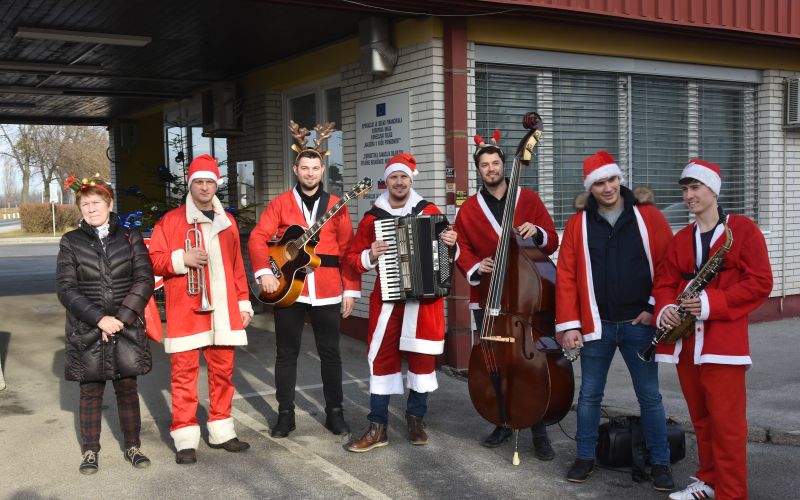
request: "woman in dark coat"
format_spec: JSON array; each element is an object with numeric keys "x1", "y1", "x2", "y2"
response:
[{"x1": 57, "y1": 175, "x2": 154, "y2": 474}]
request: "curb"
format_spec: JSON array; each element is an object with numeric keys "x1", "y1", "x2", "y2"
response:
[
  {"x1": 0, "y1": 237, "x2": 61, "y2": 245},
  {"x1": 441, "y1": 366, "x2": 800, "y2": 448}
]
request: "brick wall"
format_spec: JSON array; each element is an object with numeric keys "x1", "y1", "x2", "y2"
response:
[{"x1": 758, "y1": 70, "x2": 800, "y2": 298}]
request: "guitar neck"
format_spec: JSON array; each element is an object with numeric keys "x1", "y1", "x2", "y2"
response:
[{"x1": 297, "y1": 192, "x2": 352, "y2": 246}]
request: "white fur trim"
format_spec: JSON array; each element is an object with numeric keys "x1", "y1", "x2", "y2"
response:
[
  {"x1": 164, "y1": 331, "x2": 214, "y2": 354},
  {"x1": 535, "y1": 225, "x2": 548, "y2": 248},
  {"x1": 580, "y1": 212, "x2": 603, "y2": 340},
  {"x1": 476, "y1": 193, "x2": 502, "y2": 236},
  {"x1": 361, "y1": 249, "x2": 377, "y2": 271},
  {"x1": 239, "y1": 300, "x2": 254, "y2": 317},
  {"x1": 370, "y1": 372, "x2": 404, "y2": 395},
  {"x1": 367, "y1": 303, "x2": 395, "y2": 366},
  {"x1": 296, "y1": 295, "x2": 343, "y2": 306},
  {"x1": 698, "y1": 290, "x2": 710, "y2": 321},
  {"x1": 254, "y1": 267, "x2": 272, "y2": 279},
  {"x1": 655, "y1": 304, "x2": 679, "y2": 333},
  {"x1": 400, "y1": 300, "x2": 421, "y2": 349},
  {"x1": 681, "y1": 162, "x2": 721, "y2": 196},
  {"x1": 632, "y1": 206, "x2": 654, "y2": 278},
  {"x1": 188, "y1": 171, "x2": 223, "y2": 186},
  {"x1": 466, "y1": 262, "x2": 481, "y2": 286},
  {"x1": 655, "y1": 353, "x2": 678, "y2": 364},
  {"x1": 343, "y1": 290, "x2": 361, "y2": 298},
  {"x1": 373, "y1": 190, "x2": 424, "y2": 216},
  {"x1": 697, "y1": 354, "x2": 752, "y2": 365},
  {"x1": 171, "y1": 425, "x2": 201, "y2": 451},
  {"x1": 171, "y1": 249, "x2": 188, "y2": 275},
  {"x1": 407, "y1": 371, "x2": 438, "y2": 393},
  {"x1": 212, "y1": 329, "x2": 248, "y2": 346},
  {"x1": 385, "y1": 163, "x2": 416, "y2": 178},
  {"x1": 400, "y1": 337, "x2": 444, "y2": 355},
  {"x1": 207, "y1": 417, "x2": 237, "y2": 445},
  {"x1": 648, "y1": 296, "x2": 656, "y2": 306},
  {"x1": 584, "y1": 162, "x2": 623, "y2": 190},
  {"x1": 555, "y1": 320, "x2": 581, "y2": 333}
]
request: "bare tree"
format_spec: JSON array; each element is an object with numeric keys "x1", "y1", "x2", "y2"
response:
[
  {"x1": 1, "y1": 159, "x2": 18, "y2": 208},
  {"x1": 0, "y1": 124, "x2": 35, "y2": 204},
  {"x1": 0, "y1": 125, "x2": 109, "y2": 203}
]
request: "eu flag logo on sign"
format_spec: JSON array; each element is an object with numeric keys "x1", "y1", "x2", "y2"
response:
[{"x1": 376, "y1": 103, "x2": 386, "y2": 117}]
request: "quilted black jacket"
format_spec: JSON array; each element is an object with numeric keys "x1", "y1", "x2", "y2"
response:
[{"x1": 56, "y1": 214, "x2": 154, "y2": 382}]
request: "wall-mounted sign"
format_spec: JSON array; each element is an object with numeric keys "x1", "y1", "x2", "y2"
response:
[{"x1": 355, "y1": 92, "x2": 410, "y2": 217}]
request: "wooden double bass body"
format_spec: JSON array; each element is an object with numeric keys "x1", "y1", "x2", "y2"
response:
[{"x1": 467, "y1": 113, "x2": 574, "y2": 439}]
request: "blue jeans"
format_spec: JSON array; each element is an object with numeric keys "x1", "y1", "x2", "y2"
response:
[
  {"x1": 576, "y1": 321, "x2": 670, "y2": 465},
  {"x1": 368, "y1": 390, "x2": 428, "y2": 426}
]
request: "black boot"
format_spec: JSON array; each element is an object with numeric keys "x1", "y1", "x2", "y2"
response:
[
  {"x1": 325, "y1": 407, "x2": 350, "y2": 435},
  {"x1": 481, "y1": 426, "x2": 513, "y2": 448},
  {"x1": 532, "y1": 435, "x2": 555, "y2": 461},
  {"x1": 271, "y1": 410, "x2": 296, "y2": 438}
]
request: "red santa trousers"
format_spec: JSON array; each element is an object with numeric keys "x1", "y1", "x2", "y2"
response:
[
  {"x1": 370, "y1": 303, "x2": 437, "y2": 394},
  {"x1": 677, "y1": 334, "x2": 748, "y2": 500},
  {"x1": 170, "y1": 346, "x2": 238, "y2": 450}
]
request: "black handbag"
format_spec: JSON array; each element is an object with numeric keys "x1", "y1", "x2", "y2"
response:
[{"x1": 596, "y1": 416, "x2": 686, "y2": 471}]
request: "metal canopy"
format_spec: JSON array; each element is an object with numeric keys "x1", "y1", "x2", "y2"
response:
[{"x1": 0, "y1": 0, "x2": 377, "y2": 125}]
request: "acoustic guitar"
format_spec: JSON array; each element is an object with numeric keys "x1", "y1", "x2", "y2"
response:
[{"x1": 258, "y1": 177, "x2": 372, "y2": 306}]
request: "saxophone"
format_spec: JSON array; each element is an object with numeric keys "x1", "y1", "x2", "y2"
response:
[{"x1": 638, "y1": 222, "x2": 733, "y2": 362}]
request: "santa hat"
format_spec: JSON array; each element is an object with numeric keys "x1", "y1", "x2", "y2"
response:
[
  {"x1": 583, "y1": 151, "x2": 624, "y2": 190},
  {"x1": 681, "y1": 159, "x2": 721, "y2": 196},
  {"x1": 187, "y1": 154, "x2": 223, "y2": 186},
  {"x1": 385, "y1": 153, "x2": 418, "y2": 179}
]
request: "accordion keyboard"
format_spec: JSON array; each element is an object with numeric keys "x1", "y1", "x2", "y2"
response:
[{"x1": 375, "y1": 219, "x2": 404, "y2": 301}]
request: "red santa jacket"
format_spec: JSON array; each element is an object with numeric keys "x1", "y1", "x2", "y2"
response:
[
  {"x1": 248, "y1": 188, "x2": 360, "y2": 306},
  {"x1": 345, "y1": 190, "x2": 447, "y2": 356},
  {"x1": 455, "y1": 187, "x2": 558, "y2": 309},
  {"x1": 653, "y1": 214, "x2": 772, "y2": 365},
  {"x1": 556, "y1": 202, "x2": 672, "y2": 342},
  {"x1": 148, "y1": 195, "x2": 253, "y2": 354}
]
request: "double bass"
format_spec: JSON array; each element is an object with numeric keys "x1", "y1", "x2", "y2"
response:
[{"x1": 467, "y1": 112, "x2": 574, "y2": 465}]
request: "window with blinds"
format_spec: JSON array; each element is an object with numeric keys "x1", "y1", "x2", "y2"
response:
[{"x1": 475, "y1": 64, "x2": 758, "y2": 228}]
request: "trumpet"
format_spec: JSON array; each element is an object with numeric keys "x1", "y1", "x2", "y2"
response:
[{"x1": 186, "y1": 218, "x2": 214, "y2": 313}]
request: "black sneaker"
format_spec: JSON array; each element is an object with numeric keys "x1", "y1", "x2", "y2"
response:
[
  {"x1": 271, "y1": 410, "x2": 296, "y2": 438},
  {"x1": 325, "y1": 407, "x2": 350, "y2": 436},
  {"x1": 651, "y1": 464, "x2": 675, "y2": 491},
  {"x1": 481, "y1": 426, "x2": 513, "y2": 448},
  {"x1": 125, "y1": 446, "x2": 151, "y2": 468},
  {"x1": 532, "y1": 436, "x2": 555, "y2": 461},
  {"x1": 79, "y1": 450, "x2": 99, "y2": 475},
  {"x1": 566, "y1": 458, "x2": 595, "y2": 483}
]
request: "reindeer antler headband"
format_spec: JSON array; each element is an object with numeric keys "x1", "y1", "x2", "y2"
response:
[
  {"x1": 289, "y1": 120, "x2": 336, "y2": 159},
  {"x1": 473, "y1": 129, "x2": 505, "y2": 162}
]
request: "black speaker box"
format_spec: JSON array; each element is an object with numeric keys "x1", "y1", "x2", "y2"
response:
[{"x1": 596, "y1": 416, "x2": 686, "y2": 467}]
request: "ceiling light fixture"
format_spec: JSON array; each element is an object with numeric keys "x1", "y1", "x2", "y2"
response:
[
  {"x1": 0, "y1": 61, "x2": 103, "y2": 74},
  {"x1": 15, "y1": 27, "x2": 152, "y2": 47}
]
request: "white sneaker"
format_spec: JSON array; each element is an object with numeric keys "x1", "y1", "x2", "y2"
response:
[{"x1": 668, "y1": 477, "x2": 715, "y2": 499}]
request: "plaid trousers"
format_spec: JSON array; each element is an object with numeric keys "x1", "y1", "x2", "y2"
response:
[{"x1": 79, "y1": 376, "x2": 141, "y2": 453}]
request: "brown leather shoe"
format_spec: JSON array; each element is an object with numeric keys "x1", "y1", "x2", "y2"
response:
[
  {"x1": 346, "y1": 422, "x2": 388, "y2": 453},
  {"x1": 406, "y1": 415, "x2": 428, "y2": 445}
]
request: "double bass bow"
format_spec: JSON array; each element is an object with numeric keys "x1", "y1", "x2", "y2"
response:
[{"x1": 467, "y1": 112, "x2": 574, "y2": 465}]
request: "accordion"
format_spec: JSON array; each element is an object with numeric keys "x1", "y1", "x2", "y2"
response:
[{"x1": 374, "y1": 214, "x2": 453, "y2": 302}]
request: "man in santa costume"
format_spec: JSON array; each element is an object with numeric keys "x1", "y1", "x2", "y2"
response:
[
  {"x1": 345, "y1": 152, "x2": 457, "y2": 452},
  {"x1": 654, "y1": 160, "x2": 772, "y2": 500},
  {"x1": 149, "y1": 154, "x2": 253, "y2": 464},
  {"x1": 247, "y1": 122, "x2": 360, "y2": 439},
  {"x1": 555, "y1": 151, "x2": 675, "y2": 490},
  {"x1": 453, "y1": 129, "x2": 559, "y2": 459}
]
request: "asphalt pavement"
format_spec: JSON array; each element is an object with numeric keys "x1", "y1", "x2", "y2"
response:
[{"x1": 0, "y1": 241, "x2": 798, "y2": 499}]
